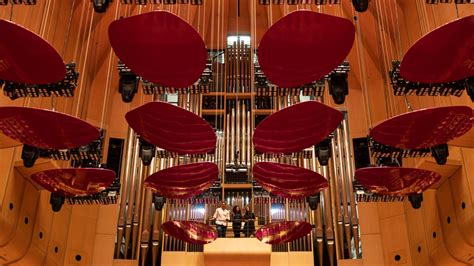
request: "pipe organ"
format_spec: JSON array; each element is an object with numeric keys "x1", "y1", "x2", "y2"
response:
[{"x1": 0, "y1": 1, "x2": 472, "y2": 266}]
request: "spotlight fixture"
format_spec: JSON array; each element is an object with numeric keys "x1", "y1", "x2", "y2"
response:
[
  {"x1": 92, "y1": 0, "x2": 110, "y2": 13},
  {"x1": 21, "y1": 145, "x2": 40, "y2": 168},
  {"x1": 465, "y1": 77, "x2": 474, "y2": 102},
  {"x1": 315, "y1": 139, "x2": 331, "y2": 166},
  {"x1": 118, "y1": 72, "x2": 138, "y2": 103},
  {"x1": 431, "y1": 143, "x2": 449, "y2": 165},
  {"x1": 328, "y1": 72, "x2": 349, "y2": 105},
  {"x1": 308, "y1": 194, "x2": 320, "y2": 210},
  {"x1": 352, "y1": 0, "x2": 369, "y2": 12},
  {"x1": 139, "y1": 139, "x2": 155, "y2": 166},
  {"x1": 50, "y1": 193, "x2": 65, "y2": 212},
  {"x1": 153, "y1": 194, "x2": 166, "y2": 211},
  {"x1": 408, "y1": 193, "x2": 423, "y2": 209},
  {"x1": 118, "y1": 62, "x2": 138, "y2": 103}
]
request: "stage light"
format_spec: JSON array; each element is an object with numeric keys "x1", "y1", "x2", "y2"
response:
[
  {"x1": 119, "y1": 72, "x2": 138, "y2": 103},
  {"x1": 139, "y1": 139, "x2": 155, "y2": 166},
  {"x1": 153, "y1": 195, "x2": 165, "y2": 211},
  {"x1": 315, "y1": 139, "x2": 331, "y2": 166},
  {"x1": 431, "y1": 143, "x2": 449, "y2": 165},
  {"x1": 352, "y1": 0, "x2": 369, "y2": 12},
  {"x1": 50, "y1": 193, "x2": 65, "y2": 212},
  {"x1": 92, "y1": 0, "x2": 110, "y2": 13},
  {"x1": 408, "y1": 193, "x2": 423, "y2": 209},
  {"x1": 21, "y1": 145, "x2": 39, "y2": 168},
  {"x1": 328, "y1": 72, "x2": 348, "y2": 105},
  {"x1": 465, "y1": 77, "x2": 474, "y2": 102},
  {"x1": 308, "y1": 194, "x2": 320, "y2": 211}
]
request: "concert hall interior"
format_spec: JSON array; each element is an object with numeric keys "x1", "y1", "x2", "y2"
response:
[{"x1": 0, "y1": 0, "x2": 473, "y2": 265}]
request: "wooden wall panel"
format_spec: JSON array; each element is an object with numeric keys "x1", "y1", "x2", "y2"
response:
[{"x1": 436, "y1": 180, "x2": 474, "y2": 264}]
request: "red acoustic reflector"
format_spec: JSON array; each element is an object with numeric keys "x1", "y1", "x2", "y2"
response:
[
  {"x1": 108, "y1": 11, "x2": 207, "y2": 88},
  {"x1": 0, "y1": 19, "x2": 66, "y2": 84},
  {"x1": 126, "y1": 101, "x2": 216, "y2": 154},
  {"x1": 370, "y1": 106, "x2": 472, "y2": 149},
  {"x1": 253, "y1": 162, "x2": 328, "y2": 198},
  {"x1": 31, "y1": 168, "x2": 116, "y2": 197},
  {"x1": 400, "y1": 15, "x2": 474, "y2": 83},
  {"x1": 355, "y1": 167, "x2": 441, "y2": 196},
  {"x1": 145, "y1": 162, "x2": 218, "y2": 199},
  {"x1": 253, "y1": 101, "x2": 343, "y2": 154},
  {"x1": 256, "y1": 221, "x2": 312, "y2": 245},
  {"x1": 0, "y1": 107, "x2": 100, "y2": 149},
  {"x1": 162, "y1": 221, "x2": 217, "y2": 245},
  {"x1": 258, "y1": 10, "x2": 355, "y2": 88}
]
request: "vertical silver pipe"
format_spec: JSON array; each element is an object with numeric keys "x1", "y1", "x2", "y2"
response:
[
  {"x1": 342, "y1": 112, "x2": 360, "y2": 258},
  {"x1": 116, "y1": 127, "x2": 134, "y2": 257}
]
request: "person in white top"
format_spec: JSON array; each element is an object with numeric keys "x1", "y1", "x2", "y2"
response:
[{"x1": 211, "y1": 201, "x2": 231, "y2": 237}]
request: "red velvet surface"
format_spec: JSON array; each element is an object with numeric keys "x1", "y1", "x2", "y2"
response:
[
  {"x1": 400, "y1": 15, "x2": 474, "y2": 83},
  {"x1": 31, "y1": 168, "x2": 115, "y2": 197},
  {"x1": 355, "y1": 167, "x2": 441, "y2": 196},
  {"x1": 370, "y1": 106, "x2": 472, "y2": 149},
  {"x1": 0, "y1": 107, "x2": 99, "y2": 149},
  {"x1": 109, "y1": 11, "x2": 207, "y2": 88},
  {"x1": 0, "y1": 19, "x2": 65, "y2": 84},
  {"x1": 258, "y1": 10, "x2": 355, "y2": 87},
  {"x1": 254, "y1": 101, "x2": 343, "y2": 153}
]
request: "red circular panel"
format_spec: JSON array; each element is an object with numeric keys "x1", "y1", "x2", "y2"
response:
[
  {"x1": 254, "y1": 101, "x2": 343, "y2": 154},
  {"x1": 256, "y1": 221, "x2": 312, "y2": 245},
  {"x1": 162, "y1": 221, "x2": 217, "y2": 245},
  {"x1": 145, "y1": 162, "x2": 218, "y2": 199},
  {"x1": 126, "y1": 101, "x2": 216, "y2": 154},
  {"x1": 0, "y1": 19, "x2": 65, "y2": 84},
  {"x1": 258, "y1": 10, "x2": 355, "y2": 88},
  {"x1": 253, "y1": 162, "x2": 328, "y2": 198},
  {"x1": 31, "y1": 168, "x2": 116, "y2": 197},
  {"x1": 108, "y1": 11, "x2": 207, "y2": 88},
  {"x1": 370, "y1": 106, "x2": 472, "y2": 149},
  {"x1": 400, "y1": 15, "x2": 474, "y2": 83},
  {"x1": 355, "y1": 167, "x2": 441, "y2": 196},
  {"x1": 0, "y1": 107, "x2": 100, "y2": 149}
]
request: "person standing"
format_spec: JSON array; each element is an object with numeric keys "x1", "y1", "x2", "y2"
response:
[
  {"x1": 231, "y1": 206, "x2": 243, "y2": 238},
  {"x1": 243, "y1": 205, "x2": 256, "y2": 237},
  {"x1": 211, "y1": 201, "x2": 230, "y2": 238}
]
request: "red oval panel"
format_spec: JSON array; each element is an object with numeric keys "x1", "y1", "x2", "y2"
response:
[
  {"x1": 370, "y1": 106, "x2": 472, "y2": 149},
  {"x1": 31, "y1": 168, "x2": 116, "y2": 197},
  {"x1": 108, "y1": 11, "x2": 207, "y2": 88},
  {"x1": 162, "y1": 221, "x2": 217, "y2": 245},
  {"x1": 355, "y1": 167, "x2": 441, "y2": 196},
  {"x1": 145, "y1": 162, "x2": 218, "y2": 199},
  {"x1": 253, "y1": 162, "x2": 328, "y2": 198},
  {"x1": 0, "y1": 107, "x2": 100, "y2": 149},
  {"x1": 258, "y1": 11, "x2": 355, "y2": 88},
  {"x1": 126, "y1": 101, "x2": 216, "y2": 154},
  {"x1": 0, "y1": 19, "x2": 65, "y2": 84},
  {"x1": 400, "y1": 15, "x2": 474, "y2": 83},
  {"x1": 256, "y1": 221, "x2": 312, "y2": 245},
  {"x1": 254, "y1": 101, "x2": 343, "y2": 154}
]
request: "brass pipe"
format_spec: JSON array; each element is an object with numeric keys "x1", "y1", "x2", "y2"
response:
[
  {"x1": 123, "y1": 136, "x2": 141, "y2": 258},
  {"x1": 116, "y1": 127, "x2": 134, "y2": 257},
  {"x1": 236, "y1": 100, "x2": 240, "y2": 165},
  {"x1": 342, "y1": 112, "x2": 360, "y2": 258},
  {"x1": 322, "y1": 165, "x2": 335, "y2": 266},
  {"x1": 132, "y1": 163, "x2": 148, "y2": 259},
  {"x1": 139, "y1": 157, "x2": 156, "y2": 264},
  {"x1": 330, "y1": 137, "x2": 344, "y2": 259},
  {"x1": 336, "y1": 126, "x2": 352, "y2": 254}
]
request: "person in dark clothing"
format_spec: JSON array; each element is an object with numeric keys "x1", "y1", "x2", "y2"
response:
[
  {"x1": 231, "y1": 206, "x2": 243, "y2": 238},
  {"x1": 243, "y1": 205, "x2": 256, "y2": 237}
]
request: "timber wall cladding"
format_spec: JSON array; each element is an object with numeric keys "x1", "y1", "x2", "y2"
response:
[{"x1": 0, "y1": 0, "x2": 472, "y2": 265}]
